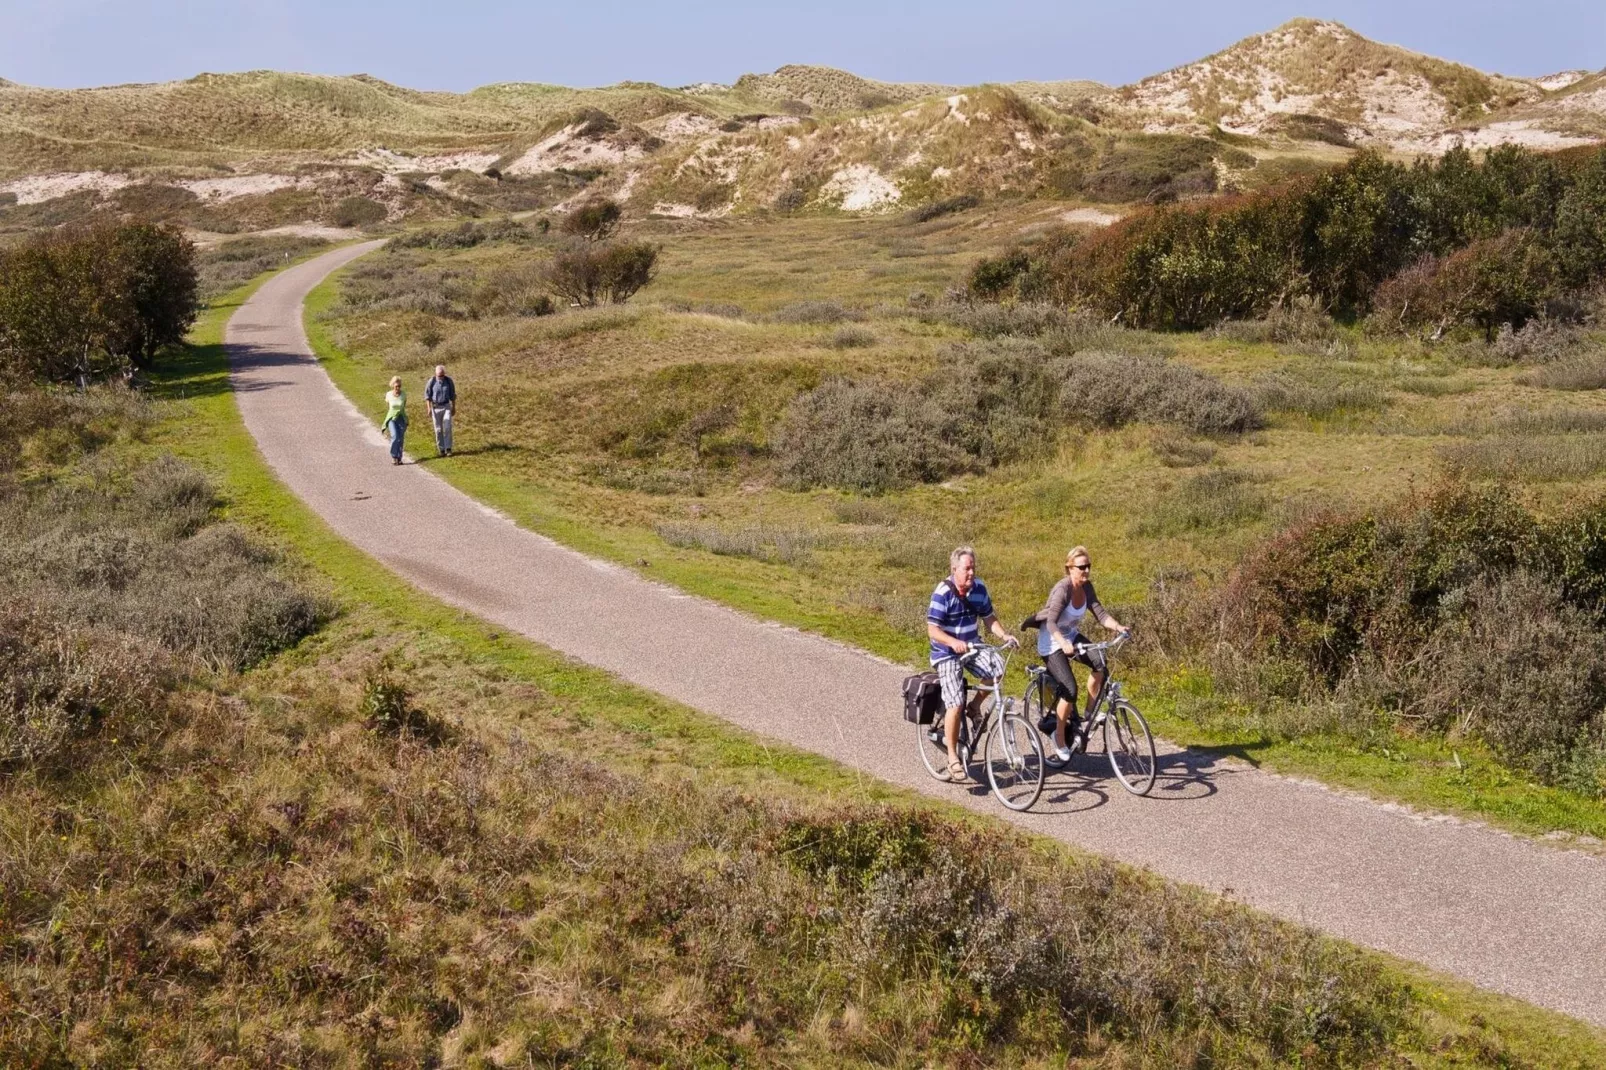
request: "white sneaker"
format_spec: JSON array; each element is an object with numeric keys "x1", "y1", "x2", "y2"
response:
[{"x1": 1047, "y1": 745, "x2": 1072, "y2": 767}]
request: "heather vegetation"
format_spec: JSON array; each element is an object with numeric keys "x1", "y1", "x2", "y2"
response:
[{"x1": 10, "y1": 295, "x2": 1588, "y2": 1069}]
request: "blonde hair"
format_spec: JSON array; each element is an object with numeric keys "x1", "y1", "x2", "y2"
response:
[
  {"x1": 1064, "y1": 545, "x2": 1091, "y2": 573},
  {"x1": 388, "y1": 376, "x2": 402, "y2": 390}
]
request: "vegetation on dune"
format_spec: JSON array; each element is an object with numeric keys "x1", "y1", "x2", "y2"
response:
[
  {"x1": 0, "y1": 221, "x2": 198, "y2": 383},
  {"x1": 970, "y1": 144, "x2": 1606, "y2": 333}
]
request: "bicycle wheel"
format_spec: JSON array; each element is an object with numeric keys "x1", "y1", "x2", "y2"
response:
[
  {"x1": 986, "y1": 701, "x2": 1046, "y2": 811},
  {"x1": 1021, "y1": 673, "x2": 1054, "y2": 737},
  {"x1": 916, "y1": 706, "x2": 952, "y2": 780},
  {"x1": 1104, "y1": 699, "x2": 1157, "y2": 796}
]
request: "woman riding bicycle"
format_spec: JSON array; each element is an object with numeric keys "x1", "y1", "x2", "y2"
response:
[{"x1": 1030, "y1": 545, "x2": 1128, "y2": 767}]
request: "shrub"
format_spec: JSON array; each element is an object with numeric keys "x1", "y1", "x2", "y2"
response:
[
  {"x1": 0, "y1": 603, "x2": 168, "y2": 768},
  {"x1": 329, "y1": 195, "x2": 387, "y2": 228},
  {"x1": 826, "y1": 325, "x2": 875, "y2": 349},
  {"x1": 774, "y1": 379, "x2": 965, "y2": 493},
  {"x1": 1060, "y1": 351, "x2": 1262, "y2": 434},
  {"x1": 542, "y1": 240, "x2": 659, "y2": 307},
  {"x1": 1081, "y1": 135, "x2": 1225, "y2": 203},
  {"x1": 196, "y1": 234, "x2": 331, "y2": 299},
  {"x1": 904, "y1": 193, "x2": 980, "y2": 224},
  {"x1": 389, "y1": 219, "x2": 529, "y2": 250},
  {"x1": 1373, "y1": 230, "x2": 1559, "y2": 339},
  {"x1": 1138, "y1": 469, "x2": 1268, "y2": 535},
  {"x1": 967, "y1": 250, "x2": 1030, "y2": 300},
  {"x1": 561, "y1": 198, "x2": 623, "y2": 242},
  {"x1": 1440, "y1": 434, "x2": 1606, "y2": 482},
  {"x1": 1254, "y1": 373, "x2": 1387, "y2": 419}
]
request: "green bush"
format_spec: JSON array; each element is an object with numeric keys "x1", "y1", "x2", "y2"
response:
[
  {"x1": 774, "y1": 379, "x2": 966, "y2": 493},
  {"x1": 389, "y1": 218, "x2": 530, "y2": 250},
  {"x1": 561, "y1": 198, "x2": 623, "y2": 242},
  {"x1": 1060, "y1": 351, "x2": 1261, "y2": 434},
  {"x1": 0, "y1": 222, "x2": 198, "y2": 382},
  {"x1": 329, "y1": 195, "x2": 387, "y2": 228},
  {"x1": 542, "y1": 240, "x2": 659, "y2": 307},
  {"x1": 1373, "y1": 230, "x2": 1559, "y2": 339}
]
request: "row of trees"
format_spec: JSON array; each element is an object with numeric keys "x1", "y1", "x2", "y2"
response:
[
  {"x1": 971, "y1": 145, "x2": 1606, "y2": 334},
  {"x1": 0, "y1": 222, "x2": 198, "y2": 384}
]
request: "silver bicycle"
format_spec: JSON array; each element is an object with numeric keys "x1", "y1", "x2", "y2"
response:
[
  {"x1": 1021, "y1": 632, "x2": 1157, "y2": 795},
  {"x1": 916, "y1": 642, "x2": 1046, "y2": 811}
]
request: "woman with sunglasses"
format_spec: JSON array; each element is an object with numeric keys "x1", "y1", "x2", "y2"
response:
[{"x1": 1031, "y1": 545, "x2": 1128, "y2": 766}]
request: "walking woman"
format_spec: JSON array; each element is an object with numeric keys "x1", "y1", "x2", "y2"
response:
[
  {"x1": 1032, "y1": 545, "x2": 1128, "y2": 766},
  {"x1": 382, "y1": 375, "x2": 408, "y2": 465}
]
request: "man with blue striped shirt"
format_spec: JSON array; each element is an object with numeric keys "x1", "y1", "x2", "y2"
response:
[{"x1": 927, "y1": 545, "x2": 1018, "y2": 781}]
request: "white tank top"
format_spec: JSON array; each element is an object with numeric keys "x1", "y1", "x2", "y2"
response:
[{"x1": 1036, "y1": 588, "x2": 1089, "y2": 657}]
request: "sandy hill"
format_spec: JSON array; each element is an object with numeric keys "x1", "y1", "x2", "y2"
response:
[
  {"x1": 1105, "y1": 18, "x2": 1546, "y2": 147},
  {"x1": 0, "y1": 21, "x2": 1600, "y2": 232}
]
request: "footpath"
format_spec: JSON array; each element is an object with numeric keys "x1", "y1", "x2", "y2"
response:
[{"x1": 228, "y1": 243, "x2": 1606, "y2": 1027}]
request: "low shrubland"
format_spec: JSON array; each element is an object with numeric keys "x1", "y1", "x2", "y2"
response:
[
  {"x1": 966, "y1": 144, "x2": 1606, "y2": 333},
  {"x1": 195, "y1": 233, "x2": 332, "y2": 299},
  {"x1": 1154, "y1": 482, "x2": 1606, "y2": 795},
  {"x1": 775, "y1": 342, "x2": 1260, "y2": 492}
]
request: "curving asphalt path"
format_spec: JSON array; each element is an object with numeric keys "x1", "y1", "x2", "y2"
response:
[{"x1": 229, "y1": 244, "x2": 1606, "y2": 1028}]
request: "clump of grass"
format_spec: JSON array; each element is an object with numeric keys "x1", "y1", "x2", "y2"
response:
[
  {"x1": 827, "y1": 325, "x2": 876, "y2": 349},
  {"x1": 772, "y1": 299, "x2": 865, "y2": 325},
  {"x1": 656, "y1": 522, "x2": 823, "y2": 566},
  {"x1": 1151, "y1": 430, "x2": 1217, "y2": 467},
  {"x1": 360, "y1": 657, "x2": 454, "y2": 744},
  {"x1": 1138, "y1": 469, "x2": 1268, "y2": 536},
  {"x1": 902, "y1": 193, "x2": 980, "y2": 224},
  {"x1": 1255, "y1": 373, "x2": 1388, "y2": 419},
  {"x1": 1519, "y1": 355, "x2": 1606, "y2": 390},
  {"x1": 390, "y1": 218, "x2": 531, "y2": 250},
  {"x1": 1440, "y1": 435, "x2": 1606, "y2": 482}
]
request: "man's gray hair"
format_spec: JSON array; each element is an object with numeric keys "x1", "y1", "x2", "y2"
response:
[{"x1": 950, "y1": 545, "x2": 977, "y2": 571}]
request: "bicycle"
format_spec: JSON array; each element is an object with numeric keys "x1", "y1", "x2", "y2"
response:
[
  {"x1": 1020, "y1": 632, "x2": 1157, "y2": 795},
  {"x1": 916, "y1": 642, "x2": 1046, "y2": 811}
]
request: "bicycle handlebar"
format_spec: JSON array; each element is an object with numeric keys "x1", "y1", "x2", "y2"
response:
[{"x1": 1071, "y1": 630, "x2": 1134, "y2": 658}]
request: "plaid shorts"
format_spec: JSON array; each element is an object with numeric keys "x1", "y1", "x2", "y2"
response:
[{"x1": 935, "y1": 656, "x2": 1002, "y2": 709}]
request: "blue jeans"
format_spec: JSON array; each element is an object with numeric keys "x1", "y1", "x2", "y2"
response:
[{"x1": 387, "y1": 418, "x2": 406, "y2": 462}]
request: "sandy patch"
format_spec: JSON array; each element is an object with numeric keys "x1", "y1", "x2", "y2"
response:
[
  {"x1": 945, "y1": 94, "x2": 970, "y2": 125},
  {"x1": 1060, "y1": 207, "x2": 1121, "y2": 227},
  {"x1": 756, "y1": 116, "x2": 802, "y2": 131},
  {"x1": 644, "y1": 112, "x2": 721, "y2": 139},
  {"x1": 2, "y1": 171, "x2": 131, "y2": 204},
  {"x1": 178, "y1": 173, "x2": 308, "y2": 201},
  {"x1": 820, "y1": 164, "x2": 900, "y2": 212},
  {"x1": 1537, "y1": 70, "x2": 1592, "y2": 92},
  {"x1": 1401, "y1": 120, "x2": 1598, "y2": 154},
  {"x1": 346, "y1": 148, "x2": 501, "y2": 174},
  {"x1": 504, "y1": 123, "x2": 645, "y2": 176},
  {"x1": 649, "y1": 201, "x2": 731, "y2": 219}
]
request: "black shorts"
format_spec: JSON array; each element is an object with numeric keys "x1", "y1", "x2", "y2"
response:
[{"x1": 1042, "y1": 645, "x2": 1105, "y2": 712}]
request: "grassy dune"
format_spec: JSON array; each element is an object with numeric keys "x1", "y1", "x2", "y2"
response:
[{"x1": 308, "y1": 208, "x2": 1606, "y2": 840}]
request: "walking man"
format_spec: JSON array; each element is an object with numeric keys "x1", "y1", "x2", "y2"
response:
[{"x1": 424, "y1": 364, "x2": 456, "y2": 457}]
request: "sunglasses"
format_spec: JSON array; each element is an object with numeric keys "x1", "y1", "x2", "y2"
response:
[{"x1": 1069, "y1": 562, "x2": 1091, "y2": 572}]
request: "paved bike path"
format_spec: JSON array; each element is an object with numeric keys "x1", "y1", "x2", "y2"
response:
[{"x1": 229, "y1": 244, "x2": 1606, "y2": 1028}]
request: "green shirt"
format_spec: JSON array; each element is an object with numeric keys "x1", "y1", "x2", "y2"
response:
[{"x1": 383, "y1": 389, "x2": 406, "y2": 426}]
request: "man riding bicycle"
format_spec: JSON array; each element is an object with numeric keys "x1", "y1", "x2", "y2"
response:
[{"x1": 927, "y1": 546, "x2": 1018, "y2": 782}]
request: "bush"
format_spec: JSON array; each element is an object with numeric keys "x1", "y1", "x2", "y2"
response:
[
  {"x1": 826, "y1": 325, "x2": 875, "y2": 349},
  {"x1": 1138, "y1": 469, "x2": 1268, "y2": 535},
  {"x1": 774, "y1": 379, "x2": 966, "y2": 493},
  {"x1": 542, "y1": 240, "x2": 659, "y2": 307},
  {"x1": 1373, "y1": 230, "x2": 1559, "y2": 339},
  {"x1": 329, "y1": 195, "x2": 387, "y2": 228},
  {"x1": 0, "y1": 222, "x2": 198, "y2": 382},
  {"x1": 1061, "y1": 351, "x2": 1262, "y2": 434},
  {"x1": 1520, "y1": 355, "x2": 1606, "y2": 390},
  {"x1": 561, "y1": 198, "x2": 623, "y2": 242},
  {"x1": 904, "y1": 193, "x2": 980, "y2": 224},
  {"x1": 195, "y1": 234, "x2": 331, "y2": 299},
  {"x1": 389, "y1": 219, "x2": 530, "y2": 250}
]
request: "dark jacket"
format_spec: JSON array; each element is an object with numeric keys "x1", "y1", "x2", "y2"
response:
[{"x1": 424, "y1": 375, "x2": 456, "y2": 407}]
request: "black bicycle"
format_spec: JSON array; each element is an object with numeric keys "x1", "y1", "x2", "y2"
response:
[{"x1": 1021, "y1": 632, "x2": 1157, "y2": 795}]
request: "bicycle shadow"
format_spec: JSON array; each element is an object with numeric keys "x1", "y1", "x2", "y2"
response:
[{"x1": 1038, "y1": 744, "x2": 1221, "y2": 805}]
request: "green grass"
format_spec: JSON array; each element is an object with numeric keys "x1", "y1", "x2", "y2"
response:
[
  {"x1": 304, "y1": 219, "x2": 1606, "y2": 844},
  {"x1": 154, "y1": 263, "x2": 1606, "y2": 1068}
]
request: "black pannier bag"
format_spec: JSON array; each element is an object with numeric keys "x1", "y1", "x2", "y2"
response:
[{"x1": 902, "y1": 672, "x2": 944, "y2": 724}]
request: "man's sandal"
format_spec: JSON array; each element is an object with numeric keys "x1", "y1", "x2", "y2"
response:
[{"x1": 946, "y1": 758, "x2": 967, "y2": 782}]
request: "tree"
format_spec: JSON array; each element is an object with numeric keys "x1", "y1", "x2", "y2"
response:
[{"x1": 0, "y1": 222, "x2": 198, "y2": 384}]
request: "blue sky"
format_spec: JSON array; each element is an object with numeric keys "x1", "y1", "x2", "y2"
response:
[{"x1": 1, "y1": 1, "x2": 1601, "y2": 91}]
